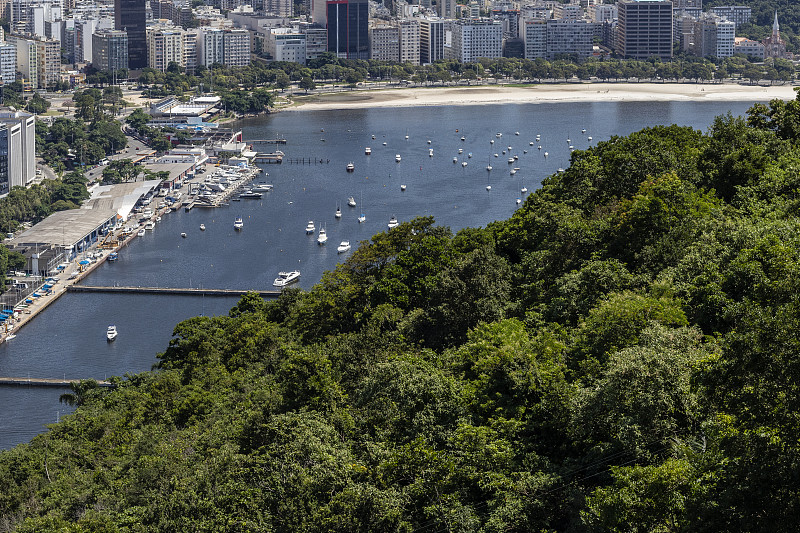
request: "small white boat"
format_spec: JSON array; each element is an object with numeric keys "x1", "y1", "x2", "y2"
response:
[
  {"x1": 515, "y1": 131, "x2": 520, "y2": 136},
  {"x1": 530, "y1": 142, "x2": 534, "y2": 146},
  {"x1": 383, "y1": 142, "x2": 387, "y2": 146},
  {"x1": 252, "y1": 184, "x2": 273, "y2": 192},
  {"x1": 335, "y1": 207, "x2": 342, "y2": 219},
  {"x1": 521, "y1": 186, "x2": 528, "y2": 193},
  {"x1": 460, "y1": 136, "x2": 465, "y2": 141},
  {"x1": 588, "y1": 136, "x2": 593, "y2": 142},
  {"x1": 306, "y1": 220, "x2": 315, "y2": 234},
  {"x1": 516, "y1": 198, "x2": 522, "y2": 204},
  {"x1": 317, "y1": 227, "x2": 327, "y2": 245},
  {"x1": 510, "y1": 169, "x2": 516, "y2": 175},
  {"x1": 486, "y1": 165, "x2": 493, "y2": 171},
  {"x1": 372, "y1": 135, "x2": 376, "y2": 139},
  {"x1": 453, "y1": 157, "x2": 458, "y2": 163},
  {"x1": 106, "y1": 325, "x2": 117, "y2": 341},
  {"x1": 427, "y1": 139, "x2": 432, "y2": 144},
  {"x1": 156, "y1": 216, "x2": 162, "y2": 223},
  {"x1": 395, "y1": 154, "x2": 401, "y2": 162},
  {"x1": 429, "y1": 149, "x2": 434, "y2": 157},
  {"x1": 490, "y1": 140, "x2": 495, "y2": 144},
  {"x1": 239, "y1": 190, "x2": 263, "y2": 199},
  {"x1": 468, "y1": 153, "x2": 473, "y2": 158},
  {"x1": 234, "y1": 217, "x2": 244, "y2": 230},
  {"x1": 508, "y1": 158, "x2": 515, "y2": 164},
  {"x1": 108, "y1": 252, "x2": 118, "y2": 262},
  {"x1": 405, "y1": 134, "x2": 409, "y2": 140},
  {"x1": 137, "y1": 229, "x2": 145, "y2": 237},
  {"x1": 181, "y1": 232, "x2": 187, "y2": 238},
  {"x1": 144, "y1": 222, "x2": 155, "y2": 230},
  {"x1": 544, "y1": 152, "x2": 548, "y2": 158},
  {"x1": 358, "y1": 213, "x2": 366, "y2": 223},
  {"x1": 365, "y1": 147, "x2": 371, "y2": 155},
  {"x1": 494, "y1": 154, "x2": 499, "y2": 158},
  {"x1": 200, "y1": 224, "x2": 206, "y2": 231},
  {"x1": 337, "y1": 241, "x2": 351, "y2": 253},
  {"x1": 348, "y1": 197, "x2": 356, "y2": 207},
  {"x1": 462, "y1": 162, "x2": 468, "y2": 167},
  {"x1": 401, "y1": 184, "x2": 407, "y2": 191},
  {"x1": 458, "y1": 148, "x2": 463, "y2": 154},
  {"x1": 346, "y1": 162, "x2": 355, "y2": 172},
  {"x1": 273, "y1": 270, "x2": 301, "y2": 287},
  {"x1": 486, "y1": 185, "x2": 492, "y2": 191},
  {"x1": 567, "y1": 138, "x2": 571, "y2": 143},
  {"x1": 388, "y1": 216, "x2": 399, "y2": 229},
  {"x1": 496, "y1": 132, "x2": 502, "y2": 137},
  {"x1": 582, "y1": 128, "x2": 586, "y2": 134}
]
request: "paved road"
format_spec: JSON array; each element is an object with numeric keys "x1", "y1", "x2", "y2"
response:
[{"x1": 82, "y1": 136, "x2": 150, "y2": 183}]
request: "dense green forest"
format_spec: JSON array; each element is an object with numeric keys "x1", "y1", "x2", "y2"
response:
[{"x1": 4, "y1": 92, "x2": 800, "y2": 531}]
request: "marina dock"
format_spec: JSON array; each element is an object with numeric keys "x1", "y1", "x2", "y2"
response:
[
  {"x1": 68, "y1": 286, "x2": 281, "y2": 297},
  {"x1": 0, "y1": 377, "x2": 113, "y2": 388},
  {"x1": 253, "y1": 152, "x2": 284, "y2": 164},
  {"x1": 248, "y1": 139, "x2": 287, "y2": 145}
]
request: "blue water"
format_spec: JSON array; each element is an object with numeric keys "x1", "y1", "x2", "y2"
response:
[{"x1": 0, "y1": 99, "x2": 761, "y2": 449}]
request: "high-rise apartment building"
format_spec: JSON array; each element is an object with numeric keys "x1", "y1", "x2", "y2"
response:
[
  {"x1": 265, "y1": 28, "x2": 306, "y2": 63},
  {"x1": 616, "y1": 0, "x2": 673, "y2": 60},
  {"x1": 0, "y1": 42, "x2": 15, "y2": 84},
  {"x1": 709, "y1": 6, "x2": 751, "y2": 28},
  {"x1": 327, "y1": 0, "x2": 369, "y2": 59},
  {"x1": 546, "y1": 19, "x2": 594, "y2": 60},
  {"x1": 398, "y1": 19, "x2": 420, "y2": 65},
  {"x1": 446, "y1": 20, "x2": 502, "y2": 63},
  {"x1": 370, "y1": 23, "x2": 399, "y2": 62},
  {"x1": 148, "y1": 28, "x2": 184, "y2": 72},
  {"x1": 92, "y1": 29, "x2": 129, "y2": 72},
  {"x1": 0, "y1": 108, "x2": 35, "y2": 190},
  {"x1": 115, "y1": 0, "x2": 147, "y2": 69},
  {"x1": 691, "y1": 13, "x2": 734, "y2": 58},
  {"x1": 522, "y1": 18, "x2": 546, "y2": 59},
  {"x1": 420, "y1": 17, "x2": 450, "y2": 64},
  {"x1": 222, "y1": 28, "x2": 250, "y2": 66},
  {"x1": 303, "y1": 25, "x2": 327, "y2": 60}
]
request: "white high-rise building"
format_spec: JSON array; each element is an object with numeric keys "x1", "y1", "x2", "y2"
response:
[
  {"x1": 0, "y1": 108, "x2": 35, "y2": 189},
  {"x1": 222, "y1": 28, "x2": 250, "y2": 67},
  {"x1": 446, "y1": 19, "x2": 502, "y2": 63},
  {"x1": 148, "y1": 27, "x2": 185, "y2": 72},
  {"x1": 265, "y1": 27, "x2": 306, "y2": 64},
  {"x1": 522, "y1": 18, "x2": 546, "y2": 59},
  {"x1": 0, "y1": 42, "x2": 15, "y2": 84},
  {"x1": 370, "y1": 23, "x2": 399, "y2": 62}
]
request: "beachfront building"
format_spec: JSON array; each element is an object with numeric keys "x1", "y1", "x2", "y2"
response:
[
  {"x1": 546, "y1": 19, "x2": 594, "y2": 60},
  {"x1": 420, "y1": 17, "x2": 451, "y2": 64},
  {"x1": 303, "y1": 25, "x2": 328, "y2": 60},
  {"x1": 92, "y1": 29, "x2": 129, "y2": 73},
  {"x1": 689, "y1": 13, "x2": 734, "y2": 59},
  {"x1": 196, "y1": 27, "x2": 251, "y2": 68},
  {"x1": 326, "y1": 0, "x2": 369, "y2": 59},
  {"x1": 398, "y1": 19, "x2": 420, "y2": 65},
  {"x1": 445, "y1": 19, "x2": 502, "y2": 63},
  {"x1": 522, "y1": 18, "x2": 546, "y2": 59},
  {"x1": 709, "y1": 6, "x2": 751, "y2": 28},
  {"x1": 264, "y1": 27, "x2": 306, "y2": 64},
  {"x1": 370, "y1": 23, "x2": 399, "y2": 62},
  {"x1": 6, "y1": 33, "x2": 59, "y2": 89},
  {"x1": 733, "y1": 36, "x2": 764, "y2": 59},
  {"x1": 616, "y1": 0, "x2": 673, "y2": 60}
]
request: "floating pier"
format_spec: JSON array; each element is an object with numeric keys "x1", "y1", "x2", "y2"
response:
[
  {"x1": 0, "y1": 377, "x2": 113, "y2": 388},
  {"x1": 254, "y1": 152, "x2": 284, "y2": 164},
  {"x1": 68, "y1": 286, "x2": 282, "y2": 297},
  {"x1": 248, "y1": 139, "x2": 287, "y2": 145}
]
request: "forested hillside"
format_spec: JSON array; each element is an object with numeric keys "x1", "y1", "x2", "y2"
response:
[{"x1": 4, "y1": 92, "x2": 800, "y2": 532}]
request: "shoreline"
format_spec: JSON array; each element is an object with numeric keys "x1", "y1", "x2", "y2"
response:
[{"x1": 286, "y1": 82, "x2": 798, "y2": 112}]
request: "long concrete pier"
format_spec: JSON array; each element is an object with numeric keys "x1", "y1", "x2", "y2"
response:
[
  {"x1": 68, "y1": 286, "x2": 282, "y2": 297},
  {"x1": 0, "y1": 377, "x2": 113, "y2": 388}
]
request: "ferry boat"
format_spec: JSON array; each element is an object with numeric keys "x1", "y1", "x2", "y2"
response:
[
  {"x1": 273, "y1": 270, "x2": 301, "y2": 287},
  {"x1": 337, "y1": 241, "x2": 351, "y2": 254},
  {"x1": 234, "y1": 217, "x2": 244, "y2": 230},
  {"x1": 346, "y1": 162, "x2": 355, "y2": 172},
  {"x1": 306, "y1": 220, "x2": 315, "y2": 234},
  {"x1": 106, "y1": 325, "x2": 118, "y2": 342}
]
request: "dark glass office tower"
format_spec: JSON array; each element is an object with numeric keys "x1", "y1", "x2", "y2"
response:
[
  {"x1": 327, "y1": 0, "x2": 369, "y2": 59},
  {"x1": 115, "y1": 0, "x2": 147, "y2": 69}
]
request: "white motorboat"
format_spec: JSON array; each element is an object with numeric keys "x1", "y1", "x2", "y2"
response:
[
  {"x1": 346, "y1": 162, "x2": 355, "y2": 172},
  {"x1": 521, "y1": 186, "x2": 528, "y2": 193},
  {"x1": 239, "y1": 190, "x2": 263, "y2": 199},
  {"x1": 427, "y1": 139, "x2": 432, "y2": 144},
  {"x1": 508, "y1": 158, "x2": 515, "y2": 164},
  {"x1": 496, "y1": 132, "x2": 502, "y2": 137},
  {"x1": 588, "y1": 136, "x2": 593, "y2": 142},
  {"x1": 530, "y1": 142, "x2": 534, "y2": 146},
  {"x1": 181, "y1": 232, "x2": 187, "y2": 238},
  {"x1": 200, "y1": 224, "x2": 206, "y2": 231},
  {"x1": 544, "y1": 152, "x2": 549, "y2": 158},
  {"x1": 490, "y1": 139, "x2": 494, "y2": 144},
  {"x1": 486, "y1": 165, "x2": 493, "y2": 171},
  {"x1": 401, "y1": 184, "x2": 407, "y2": 191},
  {"x1": 317, "y1": 227, "x2": 328, "y2": 245},
  {"x1": 388, "y1": 216, "x2": 399, "y2": 229},
  {"x1": 305, "y1": 220, "x2": 315, "y2": 234},
  {"x1": 383, "y1": 142, "x2": 387, "y2": 146},
  {"x1": 273, "y1": 270, "x2": 301, "y2": 287},
  {"x1": 137, "y1": 229, "x2": 145, "y2": 237},
  {"x1": 358, "y1": 213, "x2": 366, "y2": 223},
  {"x1": 516, "y1": 198, "x2": 522, "y2": 204},
  {"x1": 337, "y1": 241, "x2": 351, "y2": 253},
  {"x1": 510, "y1": 169, "x2": 516, "y2": 175},
  {"x1": 156, "y1": 216, "x2": 161, "y2": 223},
  {"x1": 461, "y1": 136, "x2": 465, "y2": 141},
  {"x1": 395, "y1": 154, "x2": 401, "y2": 162},
  {"x1": 429, "y1": 149, "x2": 434, "y2": 157},
  {"x1": 335, "y1": 207, "x2": 342, "y2": 219},
  {"x1": 365, "y1": 147, "x2": 371, "y2": 155},
  {"x1": 106, "y1": 325, "x2": 117, "y2": 341},
  {"x1": 252, "y1": 184, "x2": 273, "y2": 192},
  {"x1": 144, "y1": 221, "x2": 155, "y2": 230},
  {"x1": 462, "y1": 162, "x2": 468, "y2": 167},
  {"x1": 468, "y1": 153, "x2": 473, "y2": 158},
  {"x1": 582, "y1": 128, "x2": 586, "y2": 134},
  {"x1": 234, "y1": 217, "x2": 244, "y2": 230},
  {"x1": 347, "y1": 197, "x2": 357, "y2": 207},
  {"x1": 453, "y1": 157, "x2": 458, "y2": 163}
]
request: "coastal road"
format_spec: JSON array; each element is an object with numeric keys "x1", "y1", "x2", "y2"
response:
[{"x1": 82, "y1": 136, "x2": 149, "y2": 184}]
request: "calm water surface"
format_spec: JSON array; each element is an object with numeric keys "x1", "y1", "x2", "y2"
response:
[{"x1": 0, "y1": 100, "x2": 759, "y2": 449}]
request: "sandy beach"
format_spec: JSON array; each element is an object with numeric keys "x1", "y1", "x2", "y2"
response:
[{"x1": 289, "y1": 82, "x2": 798, "y2": 112}]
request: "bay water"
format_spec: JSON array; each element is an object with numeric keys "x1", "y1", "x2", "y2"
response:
[{"x1": 0, "y1": 99, "x2": 759, "y2": 449}]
